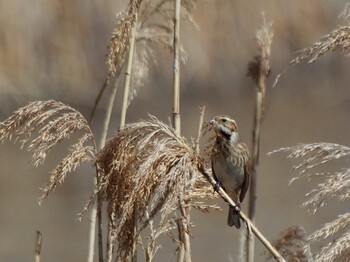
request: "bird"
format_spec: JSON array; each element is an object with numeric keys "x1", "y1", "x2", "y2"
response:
[{"x1": 209, "y1": 115, "x2": 251, "y2": 228}]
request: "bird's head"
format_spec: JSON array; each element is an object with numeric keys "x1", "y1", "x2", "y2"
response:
[{"x1": 209, "y1": 115, "x2": 239, "y2": 143}]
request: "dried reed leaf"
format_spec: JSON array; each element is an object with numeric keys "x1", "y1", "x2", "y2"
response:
[
  {"x1": 267, "y1": 226, "x2": 312, "y2": 262},
  {"x1": 0, "y1": 100, "x2": 96, "y2": 202},
  {"x1": 291, "y1": 26, "x2": 350, "y2": 64}
]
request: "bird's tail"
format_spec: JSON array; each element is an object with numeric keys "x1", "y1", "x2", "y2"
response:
[{"x1": 227, "y1": 206, "x2": 241, "y2": 228}]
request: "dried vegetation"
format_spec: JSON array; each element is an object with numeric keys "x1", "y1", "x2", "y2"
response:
[
  {"x1": 88, "y1": 116, "x2": 217, "y2": 260},
  {"x1": 0, "y1": 100, "x2": 96, "y2": 204},
  {"x1": 0, "y1": 101, "x2": 218, "y2": 261},
  {"x1": 269, "y1": 143, "x2": 350, "y2": 261}
]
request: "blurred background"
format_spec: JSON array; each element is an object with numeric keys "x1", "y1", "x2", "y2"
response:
[{"x1": 0, "y1": 0, "x2": 349, "y2": 261}]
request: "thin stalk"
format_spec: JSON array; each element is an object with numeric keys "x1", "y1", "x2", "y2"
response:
[
  {"x1": 198, "y1": 166, "x2": 286, "y2": 262},
  {"x1": 88, "y1": 75, "x2": 121, "y2": 262},
  {"x1": 120, "y1": 16, "x2": 137, "y2": 129},
  {"x1": 246, "y1": 16, "x2": 271, "y2": 262},
  {"x1": 172, "y1": 0, "x2": 181, "y2": 134},
  {"x1": 176, "y1": 219, "x2": 185, "y2": 262},
  {"x1": 34, "y1": 231, "x2": 42, "y2": 262},
  {"x1": 119, "y1": 16, "x2": 138, "y2": 262},
  {"x1": 89, "y1": 78, "x2": 109, "y2": 123},
  {"x1": 195, "y1": 106, "x2": 205, "y2": 154},
  {"x1": 173, "y1": 1, "x2": 190, "y2": 261},
  {"x1": 246, "y1": 88, "x2": 263, "y2": 262},
  {"x1": 87, "y1": 180, "x2": 98, "y2": 262}
]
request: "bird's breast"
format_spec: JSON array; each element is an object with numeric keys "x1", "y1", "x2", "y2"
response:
[{"x1": 212, "y1": 157, "x2": 245, "y2": 194}]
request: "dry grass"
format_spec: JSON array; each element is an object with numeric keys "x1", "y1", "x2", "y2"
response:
[
  {"x1": 270, "y1": 5, "x2": 350, "y2": 259},
  {"x1": 106, "y1": 0, "x2": 202, "y2": 101},
  {"x1": 81, "y1": 115, "x2": 217, "y2": 261},
  {"x1": 0, "y1": 100, "x2": 96, "y2": 204},
  {"x1": 0, "y1": 101, "x2": 221, "y2": 261},
  {"x1": 290, "y1": 25, "x2": 350, "y2": 64},
  {"x1": 267, "y1": 226, "x2": 312, "y2": 262},
  {"x1": 92, "y1": 0, "x2": 202, "y2": 122},
  {"x1": 269, "y1": 143, "x2": 350, "y2": 261},
  {"x1": 107, "y1": 0, "x2": 143, "y2": 82}
]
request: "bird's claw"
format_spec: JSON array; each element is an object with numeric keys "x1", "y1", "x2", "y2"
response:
[{"x1": 213, "y1": 181, "x2": 222, "y2": 193}]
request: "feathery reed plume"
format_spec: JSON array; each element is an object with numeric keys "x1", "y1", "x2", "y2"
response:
[
  {"x1": 90, "y1": 0, "x2": 143, "y2": 122},
  {"x1": 246, "y1": 14, "x2": 273, "y2": 262},
  {"x1": 82, "y1": 116, "x2": 216, "y2": 261},
  {"x1": 0, "y1": 100, "x2": 96, "y2": 204},
  {"x1": 269, "y1": 143, "x2": 350, "y2": 261},
  {"x1": 269, "y1": 143, "x2": 350, "y2": 188},
  {"x1": 308, "y1": 213, "x2": 350, "y2": 242},
  {"x1": 290, "y1": 25, "x2": 350, "y2": 65},
  {"x1": 107, "y1": 0, "x2": 143, "y2": 82},
  {"x1": 90, "y1": 0, "x2": 200, "y2": 122},
  {"x1": 313, "y1": 231, "x2": 350, "y2": 262},
  {"x1": 267, "y1": 226, "x2": 311, "y2": 262}
]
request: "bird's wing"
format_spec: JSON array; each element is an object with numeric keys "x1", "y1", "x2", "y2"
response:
[{"x1": 239, "y1": 159, "x2": 252, "y2": 203}]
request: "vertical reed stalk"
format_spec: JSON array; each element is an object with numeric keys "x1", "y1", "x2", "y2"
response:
[
  {"x1": 246, "y1": 16, "x2": 272, "y2": 262},
  {"x1": 87, "y1": 181, "x2": 98, "y2": 262},
  {"x1": 88, "y1": 75, "x2": 121, "y2": 262},
  {"x1": 120, "y1": 16, "x2": 137, "y2": 128},
  {"x1": 172, "y1": 0, "x2": 181, "y2": 134},
  {"x1": 195, "y1": 106, "x2": 205, "y2": 154},
  {"x1": 246, "y1": 86, "x2": 263, "y2": 262},
  {"x1": 173, "y1": 1, "x2": 191, "y2": 261},
  {"x1": 34, "y1": 231, "x2": 42, "y2": 262},
  {"x1": 119, "y1": 16, "x2": 138, "y2": 262}
]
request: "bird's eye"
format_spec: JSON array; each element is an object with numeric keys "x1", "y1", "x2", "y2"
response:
[{"x1": 222, "y1": 118, "x2": 227, "y2": 123}]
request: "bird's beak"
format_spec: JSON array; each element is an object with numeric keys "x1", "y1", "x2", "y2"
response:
[{"x1": 209, "y1": 119, "x2": 215, "y2": 125}]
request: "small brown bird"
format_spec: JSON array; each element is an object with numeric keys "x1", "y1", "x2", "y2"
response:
[{"x1": 210, "y1": 115, "x2": 251, "y2": 228}]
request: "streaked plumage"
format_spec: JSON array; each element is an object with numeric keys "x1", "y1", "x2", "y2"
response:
[{"x1": 210, "y1": 115, "x2": 251, "y2": 228}]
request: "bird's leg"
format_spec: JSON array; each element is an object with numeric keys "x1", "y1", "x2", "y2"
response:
[{"x1": 231, "y1": 200, "x2": 241, "y2": 212}]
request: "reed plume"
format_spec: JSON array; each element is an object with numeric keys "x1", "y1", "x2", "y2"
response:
[
  {"x1": 82, "y1": 115, "x2": 217, "y2": 261},
  {"x1": 269, "y1": 143, "x2": 350, "y2": 261},
  {"x1": 0, "y1": 100, "x2": 96, "y2": 204},
  {"x1": 107, "y1": 0, "x2": 143, "y2": 82},
  {"x1": 290, "y1": 26, "x2": 350, "y2": 65},
  {"x1": 267, "y1": 226, "x2": 312, "y2": 262}
]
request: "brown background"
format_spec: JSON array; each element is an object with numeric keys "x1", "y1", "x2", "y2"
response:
[{"x1": 0, "y1": 1, "x2": 349, "y2": 261}]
